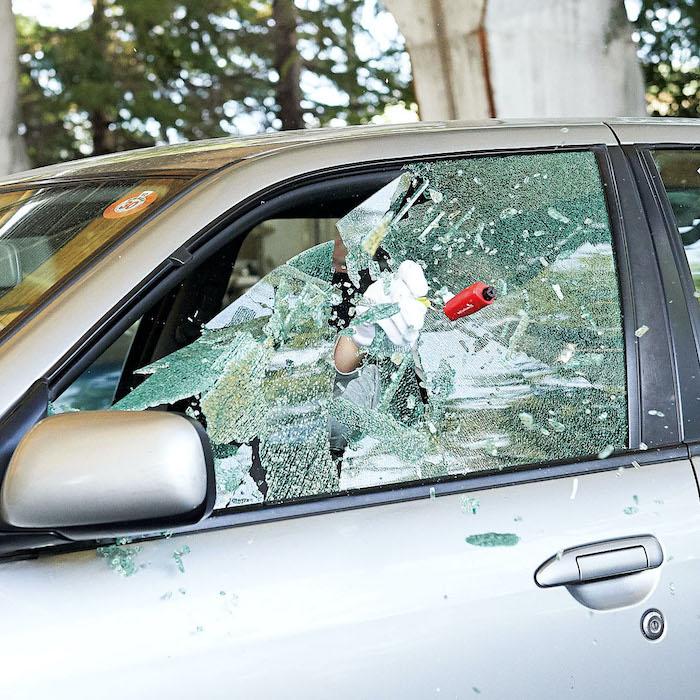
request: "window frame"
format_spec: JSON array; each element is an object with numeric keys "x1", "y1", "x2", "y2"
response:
[
  {"x1": 0, "y1": 144, "x2": 676, "y2": 559},
  {"x1": 626, "y1": 144, "x2": 700, "y2": 444}
]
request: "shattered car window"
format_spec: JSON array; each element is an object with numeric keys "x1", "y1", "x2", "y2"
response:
[{"x1": 114, "y1": 151, "x2": 628, "y2": 509}]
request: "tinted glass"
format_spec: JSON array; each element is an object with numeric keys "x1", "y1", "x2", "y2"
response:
[
  {"x1": 0, "y1": 178, "x2": 187, "y2": 337},
  {"x1": 653, "y1": 149, "x2": 700, "y2": 291},
  {"x1": 52, "y1": 321, "x2": 140, "y2": 413}
]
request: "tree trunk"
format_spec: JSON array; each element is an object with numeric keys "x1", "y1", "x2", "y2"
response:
[
  {"x1": 91, "y1": 109, "x2": 110, "y2": 156},
  {"x1": 0, "y1": 0, "x2": 30, "y2": 176},
  {"x1": 272, "y1": 0, "x2": 305, "y2": 130},
  {"x1": 385, "y1": 0, "x2": 645, "y2": 120},
  {"x1": 90, "y1": 0, "x2": 111, "y2": 155}
]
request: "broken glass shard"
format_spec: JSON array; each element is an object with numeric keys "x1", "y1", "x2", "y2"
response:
[
  {"x1": 96, "y1": 539, "x2": 143, "y2": 577},
  {"x1": 172, "y1": 544, "x2": 191, "y2": 573},
  {"x1": 465, "y1": 532, "x2": 520, "y2": 547}
]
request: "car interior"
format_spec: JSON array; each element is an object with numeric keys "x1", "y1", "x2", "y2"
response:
[{"x1": 54, "y1": 174, "x2": 398, "y2": 414}]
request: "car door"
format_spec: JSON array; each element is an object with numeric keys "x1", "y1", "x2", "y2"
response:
[{"x1": 1, "y1": 135, "x2": 700, "y2": 699}]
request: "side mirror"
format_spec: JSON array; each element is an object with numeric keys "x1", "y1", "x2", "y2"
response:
[{"x1": 0, "y1": 411, "x2": 215, "y2": 539}]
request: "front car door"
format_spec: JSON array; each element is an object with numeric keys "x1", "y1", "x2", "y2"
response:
[{"x1": 0, "y1": 123, "x2": 699, "y2": 699}]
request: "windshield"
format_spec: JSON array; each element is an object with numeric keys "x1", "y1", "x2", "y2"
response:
[{"x1": 0, "y1": 177, "x2": 188, "y2": 338}]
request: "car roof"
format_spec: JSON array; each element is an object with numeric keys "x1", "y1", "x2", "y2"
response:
[{"x1": 2, "y1": 117, "x2": 698, "y2": 188}]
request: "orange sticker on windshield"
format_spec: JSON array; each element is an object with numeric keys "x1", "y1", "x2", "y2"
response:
[{"x1": 103, "y1": 190, "x2": 158, "y2": 219}]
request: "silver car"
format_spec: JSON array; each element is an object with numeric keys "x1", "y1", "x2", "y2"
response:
[{"x1": 0, "y1": 119, "x2": 699, "y2": 699}]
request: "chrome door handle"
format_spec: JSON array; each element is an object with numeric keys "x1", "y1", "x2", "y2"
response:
[{"x1": 535, "y1": 535, "x2": 663, "y2": 587}]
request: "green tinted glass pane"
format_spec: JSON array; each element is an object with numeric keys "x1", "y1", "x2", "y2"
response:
[
  {"x1": 51, "y1": 321, "x2": 140, "y2": 413},
  {"x1": 653, "y1": 150, "x2": 700, "y2": 291}
]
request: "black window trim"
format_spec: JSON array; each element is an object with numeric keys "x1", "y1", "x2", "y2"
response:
[
  {"x1": 0, "y1": 143, "x2": 671, "y2": 559},
  {"x1": 625, "y1": 144, "x2": 700, "y2": 444},
  {"x1": 607, "y1": 146, "x2": 684, "y2": 447}
]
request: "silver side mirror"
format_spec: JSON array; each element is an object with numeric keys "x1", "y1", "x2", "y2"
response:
[{"x1": 0, "y1": 410, "x2": 215, "y2": 539}]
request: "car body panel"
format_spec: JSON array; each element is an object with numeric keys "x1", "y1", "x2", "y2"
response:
[
  {"x1": 606, "y1": 118, "x2": 700, "y2": 145},
  {"x1": 0, "y1": 458, "x2": 698, "y2": 699}
]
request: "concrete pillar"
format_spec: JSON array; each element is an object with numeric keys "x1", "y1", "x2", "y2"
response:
[
  {"x1": 384, "y1": 0, "x2": 493, "y2": 120},
  {"x1": 384, "y1": 0, "x2": 646, "y2": 120},
  {"x1": 0, "y1": 0, "x2": 30, "y2": 175}
]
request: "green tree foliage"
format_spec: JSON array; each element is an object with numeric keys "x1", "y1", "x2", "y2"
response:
[
  {"x1": 16, "y1": 0, "x2": 414, "y2": 166},
  {"x1": 633, "y1": 1, "x2": 700, "y2": 116}
]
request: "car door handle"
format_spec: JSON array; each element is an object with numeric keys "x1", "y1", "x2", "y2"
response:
[{"x1": 535, "y1": 535, "x2": 663, "y2": 587}]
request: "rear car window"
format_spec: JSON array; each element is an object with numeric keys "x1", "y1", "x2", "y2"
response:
[
  {"x1": 0, "y1": 178, "x2": 188, "y2": 337},
  {"x1": 652, "y1": 149, "x2": 700, "y2": 291},
  {"x1": 67, "y1": 149, "x2": 627, "y2": 509}
]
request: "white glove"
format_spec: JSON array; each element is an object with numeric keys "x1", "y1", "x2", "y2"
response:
[{"x1": 352, "y1": 260, "x2": 429, "y2": 348}]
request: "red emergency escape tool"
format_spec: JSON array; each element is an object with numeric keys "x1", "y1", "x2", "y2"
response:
[{"x1": 443, "y1": 281, "x2": 496, "y2": 321}]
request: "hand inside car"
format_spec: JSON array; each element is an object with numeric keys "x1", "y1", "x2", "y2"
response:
[{"x1": 334, "y1": 260, "x2": 429, "y2": 373}]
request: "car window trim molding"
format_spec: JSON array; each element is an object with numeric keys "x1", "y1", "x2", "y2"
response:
[
  {"x1": 625, "y1": 145, "x2": 700, "y2": 443},
  {"x1": 0, "y1": 443, "x2": 687, "y2": 564},
  {"x1": 607, "y1": 146, "x2": 687, "y2": 446},
  {"x1": 597, "y1": 146, "x2": 642, "y2": 448}
]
